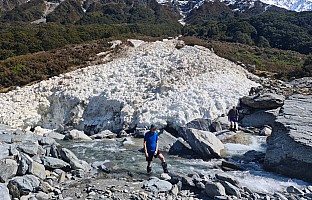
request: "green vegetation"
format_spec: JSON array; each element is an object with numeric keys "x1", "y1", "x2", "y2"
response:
[{"x1": 183, "y1": 1, "x2": 312, "y2": 54}]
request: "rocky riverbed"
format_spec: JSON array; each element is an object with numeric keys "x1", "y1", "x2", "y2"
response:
[{"x1": 0, "y1": 38, "x2": 311, "y2": 199}]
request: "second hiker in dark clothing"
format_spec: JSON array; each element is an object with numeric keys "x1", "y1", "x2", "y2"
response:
[
  {"x1": 228, "y1": 106, "x2": 239, "y2": 132},
  {"x1": 143, "y1": 124, "x2": 168, "y2": 174}
]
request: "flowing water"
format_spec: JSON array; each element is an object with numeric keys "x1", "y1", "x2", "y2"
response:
[{"x1": 59, "y1": 132, "x2": 309, "y2": 194}]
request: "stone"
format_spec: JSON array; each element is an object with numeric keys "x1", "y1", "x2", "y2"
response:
[
  {"x1": 160, "y1": 173, "x2": 171, "y2": 181},
  {"x1": 0, "y1": 183, "x2": 10, "y2": 200},
  {"x1": 205, "y1": 181, "x2": 226, "y2": 198},
  {"x1": 210, "y1": 121, "x2": 222, "y2": 132},
  {"x1": 260, "y1": 126, "x2": 272, "y2": 136},
  {"x1": 35, "y1": 191, "x2": 51, "y2": 200},
  {"x1": 29, "y1": 161, "x2": 46, "y2": 180},
  {"x1": 50, "y1": 144, "x2": 59, "y2": 158},
  {"x1": 221, "y1": 161, "x2": 242, "y2": 171},
  {"x1": 286, "y1": 186, "x2": 304, "y2": 195},
  {"x1": 0, "y1": 144, "x2": 10, "y2": 160},
  {"x1": 43, "y1": 131, "x2": 65, "y2": 140},
  {"x1": 17, "y1": 153, "x2": 32, "y2": 176},
  {"x1": 168, "y1": 137, "x2": 195, "y2": 157},
  {"x1": 90, "y1": 130, "x2": 116, "y2": 139},
  {"x1": 99, "y1": 161, "x2": 116, "y2": 173},
  {"x1": 185, "y1": 118, "x2": 212, "y2": 132},
  {"x1": 17, "y1": 141, "x2": 39, "y2": 156},
  {"x1": 143, "y1": 177, "x2": 172, "y2": 193},
  {"x1": 240, "y1": 108, "x2": 280, "y2": 128},
  {"x1": 68, "y1": 130, "x2": 92, "y2": 141},
  {"x1": 215, "y1": 174, "x2": 239, "y2": 186},
  {"x1": 38, "y1": 137, "x2": 56, "y2": 146},
  {"x1": 60, "y1": 148, "x2": 90, "y2": 171},
  {"x1": 0, "y1": 158, "x2": 18, "y2": 182},
  {"x1": 179, "y1": 128, "x2": 224, "y2": 159},
  {"x1": 240, "y1": 93, "x2": 285, "y2": 109},
  {"x1": 117, "y1": 130, "x2": 128, "y2": 138},
  {"x1": 171, "y1": 184, "x2": 179, "y2": 196},
  {"x1": 42, "y1": 157, "x2": 70, "y2": 170},
  {"x1": 158, "y1": 131, "x2": 177, "y2": 152},
  {"x1": 221, "y1": 181, "x2": 241, "y2": 198},
  {"x1": 8, "y1": 175, "x2": 40, "y2": 197},
  {"x1": 264, "y1": 95, "x2": 312, "y2": 183}
]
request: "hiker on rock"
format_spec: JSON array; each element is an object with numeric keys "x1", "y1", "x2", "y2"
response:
[
  {"x1": 143, "y1": 124, "x2": 168, "y2": 174},
  {"x1": 228, "y1": 106, "x2": 239, "y2": 132}
]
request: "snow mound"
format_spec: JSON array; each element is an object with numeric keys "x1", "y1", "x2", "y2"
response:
[{"x1": 0, "y1": 39, "x2": 258, "y2": 133}]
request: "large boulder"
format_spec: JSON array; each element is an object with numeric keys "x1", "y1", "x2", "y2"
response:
[
  {"x1": 168, "y1": 137, "x2": 195, "y2": 157},
  {"x1": 264, "y1": 95, "x2": 312, "y2": 183},
  {"x1": 0, "y1": 183, "x2": 10, "y2": 200},
  {"x1": 179, "y1": 128, "x2": 224, "y2": 159},
  {"x1": 0, "y1": 159, "x2": 18, "y2": 182},
  {"x1": 17, "y1": 141, "x2": 39, "y2": 156},
  {"x1": 42, "y1": 157, "x2": 70, "y2": 170},
  {"x1": 29, "y1": 161, "x2": 46, "y2": 180},
  {"x1": 143, "y1": 177, "x2": 172, "y2": 193},
  {"x1": 240, "y1": 108, "x2": 280, "y2": 128},
  {"x1": 59, "y1": 148, "x2": 90, "y2": 171},
  {"x1": 158, "y1": 131, "x2": 177, "y2": 152},
  {"x1": 68, "y1": 130, "x2": 92, "y2": 141},
  {"x1": 240, "y1": 93, "x2": 285, "y2": 109},
  {"x1": 8, "y1": 175, "x2": 40, "y2": 197},
  {"x1": 205, "y1": 181, "x2": 226, "y2": 198}
]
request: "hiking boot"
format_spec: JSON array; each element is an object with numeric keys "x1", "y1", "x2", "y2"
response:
[
  {"x1": 161, "y1": 162, "x2": 168, "y2": 173},
  {"x1": 147, "y1": 166, "x2": 152, "y2": 173}
]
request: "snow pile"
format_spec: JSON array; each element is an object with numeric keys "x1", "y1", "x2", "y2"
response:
[{"x1": 0, "y1": 39, "x2": 258, "y2": 133}]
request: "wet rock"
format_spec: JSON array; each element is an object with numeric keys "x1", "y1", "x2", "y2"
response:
[
  {"x1": 50, "y1": 144, "x2": 59, "y2": 158},
  {"x1": 239, "y1": 150, "x2": 265, "y2": 163},
  {"x1": 181, "y1": 175, "x2": 195, "y2": 187},
  {"x1": 29, "y1": 161, "x2": 46, "y2": 180},
  {"x1": 286, "y1": 186, "x2": 304, "y2": 195},
  {"x1": 0, "y1": 158, "x2": 18, "y2": 182},
  {"x1": 260, "y1": 125, "x2": 272, "y2": 136},
  {"x1": 158, "y1": 131, "x2": 177, "y2": 152},
  {"x1": 215, "y1": 174, "x2": 238, "y2": 186},
  {"x1": 240, "y1": 93, "x2": 285, "y2": 109},
  {"x1": 43, "y1": 131, "x2": 65, "y2": 140},
  {"x1": 221, "y1": 181, "x2": 241, "y2": 198},
  {"x1": 99, "y1": 161, "x2": 117, "y2": 173},
  {"x1": 179, "y1": 128, "x2": 224, "y2": 159},
  {"x1": 121, "y1": 137, "x2": 134, "y2": 146},
  {"x1": 133, "y1": 128, "x2": 146, "y2": 138},
  {"x1": 60, "y1": 148, "x2": 90, "y2": 171},
  {"x1": 205, "y1": 181, "x2": 226, "y2": 198},
  {"x1": 221, "y1": 160, "x2": 242, "y2": 171},
  {"x1": 90, "y1": 130, "x2": 116, "y2": 139},
  {"x1": 0, "y1": 183, "x2": 10, "y2": 200},
  {"x1": 42, "y1": 157, "x2": 70, "y2": 170},
  {"x1": 117, "y1": 130, "x2": 128, "y2": 138},
  {"x1": 160, "y1": 173, "x2": 171, "y2": 181},
  {"x1": 17, "y1": 141, "x2": 39, "y2": 156},
  {"x1": 68, "y1": 130, "x2": 92, "y2": 141},
  {"x1": 214, "y1": 130, "x2": 237, "y2": 142},
  {"x1": 143, "y1": 177, "x2": 172, "y2": 193},
  {"x1": 240, "y1": 108, "x2": 280, "y2": 128},
  {"x1": 8, "y1": 175, "x2": 40, "y2": 197},
  {"x1": 168, "y1": 138, "x2": 195, "y2": 157},
  {"x1": 264, "y1": 95, "x2": 312, "y2": 183}
]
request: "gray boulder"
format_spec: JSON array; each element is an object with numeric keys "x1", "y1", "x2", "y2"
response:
[
  {"x1": 240, "y1": 93, "x2": 285, "y2": 109},
  {"x1": 0, "y1": 183, "x2": 10, "y2": 200},
  {"x1": 179, "y1": 128, "x2": 224, "y2": 159},
  {"x1": 169, "y1": 138, "x2": 195, "y2": 157},
  {"x1": 0, "y1": 159, "x2": 18, "y2": 182},
  {"x1": 17, "y1": 141, "x2": 39, "y2": 156},
  {"x1": 205, "y1": 181, "x2": 226, "y2": 198},
  {"x1": 158, "y1": 131, "x2": 177, "y2": 152},
  {"x1": 8, "y1": 175, "x2": 40, "y2": 197},
  {"x1": 241, "y1": 108, "x2": 280, "y2": 128},
  {"x1": 42, "y1": 157, "x2": 70, "y2": 170},
  {"x1": 38, "y1": 137, "x2": 56, "y2": 146},
  {"x1": 90, "y1": 130, "x2": 116, "y2": 139},
  {"x1": 185, "y1": 118, "x2": 212, "y2": 131},
  {"x1": 221, "y1": 181, "x2": 241, "y2": 198},
  {"x1": 43, "y1": 131, "x2": 65, "y2": 140},
  {"x1": 260, "y1": 125, "x2": 272, "y2": 136},
  {"x1": 143, "y1": 177, "x2": 172, "y2": 193},
  {"x1": 68, "y1": 130, "x2": 92, "y2": 141},
  {"x1": 0, "y1": 144, "x2": 10, "y2": 160},
  {"x1": 264, "y1": 95, "x2": 312, "y2": 183},
  {"x1": 59, "y1": 148, "x2": 90, "y2": 171},
  {"x1": 215, "y1": 174, "x2": 238, "y2": 186},
  {"x1": 210, "y1": 121, "x2": 222, "y2": 132},
  {"x1": 29, "y1": 161, "x2": 46, "y2": 180},
  {"x1": 17, "y1": 153, "x2": 32, "y2": 176}
]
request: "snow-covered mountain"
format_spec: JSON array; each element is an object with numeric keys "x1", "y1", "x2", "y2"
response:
[
  {"x1": 260, "y1": 0, "x2": 312, "y2": 11},
  {"x1": 159, "y1": 0, "x2": 312, "y2": 13}
]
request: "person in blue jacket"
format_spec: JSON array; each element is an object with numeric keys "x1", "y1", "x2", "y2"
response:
[{"x1": 143, "y1": 124, "x2": 168, "y2": 173}]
